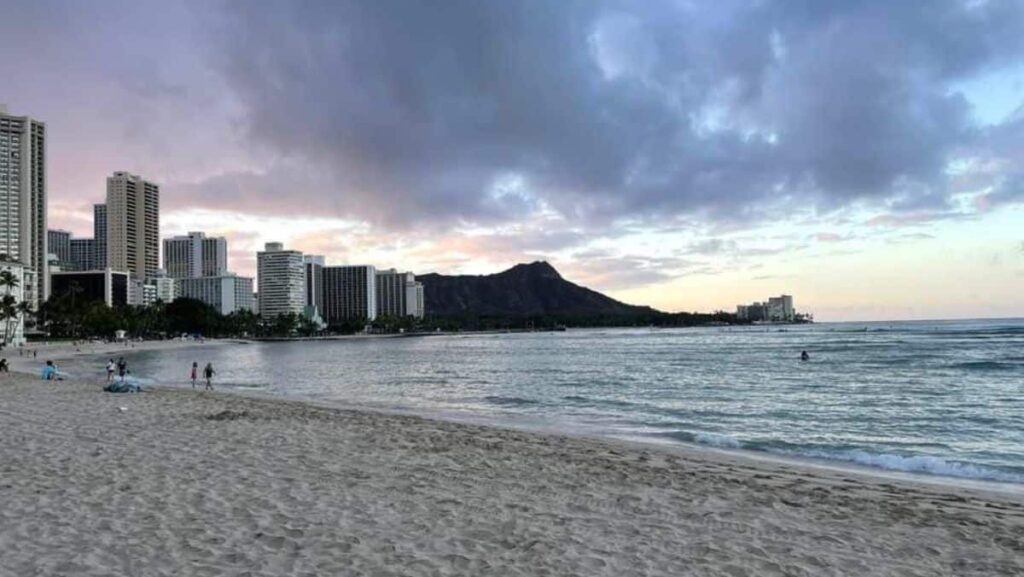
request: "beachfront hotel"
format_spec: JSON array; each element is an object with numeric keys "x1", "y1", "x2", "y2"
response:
[
  {"x1": 163, "y1": 231, "x2": 228, "y2": 279},
  {"x1": 375, "y1": 268, "x2": 424, "y2": 319},
  {"x1": 736, "y1": 294, "x2": 796, "y2": 322},
  {"x1": 150, "y1": 269, "x2": 177, "y2": 304},
  {"x1": 322, "y1": 265, "x2": 377, "y2": 324},
  {"x1": 177, "y1": 274, "x2": 255, "y2": 315},
  {"x1": 106, "y1": 171, "x2": 160, "y2": 281},
  {"x1": 257, "y1": 242, "x2": 306, "y2": 318},
  {"x1": 0, "y1": 105, "x2": 47, "y2": 309}
]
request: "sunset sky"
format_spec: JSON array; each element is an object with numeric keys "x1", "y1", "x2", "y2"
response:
[{"x1": 3, "y1": 0, "x2": 1023, "y2": 321}]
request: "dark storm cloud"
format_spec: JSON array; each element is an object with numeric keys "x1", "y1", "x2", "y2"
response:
[{"x1": 199, "y1": 0, "x2": 1024, "y2": 229}]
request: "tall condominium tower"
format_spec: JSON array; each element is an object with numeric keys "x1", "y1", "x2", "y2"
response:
[
  {"x1": 47, "y1": 229, "x2": 71, "y2": 263},
  {"x1": 106, "y1": 171, "x2": 159, "y2": 280},
  {"x1": 375, "y1": 268, "x2": 424, "y2": 319},
  {"x1": 256, "y1": 242, "x2": 305, "y2": 318},
  {"x1": 303, "y1": 254, "x2": 325, "y2": 314},
  {"x1": 93, "y1": 203, "x2": 107, "y2": 269},
  {"x1": 323, "y1": 265, "x2": 377, "y2": 325},
  {"x1": 163, "y1": 231, "x2": 228, "y2": 279},
  {"x1": 0, "y1": 106, "x2": 47, "y2": 307}
]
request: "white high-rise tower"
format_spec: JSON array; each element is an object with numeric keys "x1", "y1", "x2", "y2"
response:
[
  {"x1": 0, "y1": 106, "x2": 47, "y2": 308},
  {"x1": 256, "y1": 242, "x2": 305, "y2": 318}
]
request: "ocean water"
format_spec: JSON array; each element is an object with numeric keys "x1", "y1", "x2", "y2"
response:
[{"x1": 101, "y1": 319, "x2": 1024, "y2": 484}]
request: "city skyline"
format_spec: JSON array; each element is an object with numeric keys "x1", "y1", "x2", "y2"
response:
[{"x1": 4, "y1": 1, "x2": 1024, "y2": 321}]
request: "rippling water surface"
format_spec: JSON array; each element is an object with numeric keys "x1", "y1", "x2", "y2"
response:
[{"x1": 110, "y1": 319, "x2": 1024, "y2": 483}]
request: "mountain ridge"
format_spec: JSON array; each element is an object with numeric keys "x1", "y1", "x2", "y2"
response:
[{"x1": 417, "y1": 261, "x2": 661, "y2": 318}]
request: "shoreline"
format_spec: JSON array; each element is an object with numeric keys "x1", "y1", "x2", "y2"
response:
[
  {"x1": 20, "y1": 336, "x2": 1024, "y2": 494},
  {"x1": 5, "y1": 337, "x2": 236, "y2": 373},
  {"x1": 2, "y1": 369, "x2": 1022, "y2": 574},
  {"x1": 151, "y1": 381, "x2": 1024, "y2": 499}
]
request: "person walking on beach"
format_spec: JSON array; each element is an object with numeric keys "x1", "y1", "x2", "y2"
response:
[
  {"x1": 0, "y1": 358, "x2": 8, "y2": 374},
  {"x1": 117, "y1": 357, "x2": 127, "y2": 382},
  {"x1": 106, "y1": 359, "x2": 116, "y2": 384},
  {"x1": 203, "y1": 363, "x2": 216, "y2": 390},
  {"x1": 190, "y1": 362, "x2": 199, "y2": 389}
]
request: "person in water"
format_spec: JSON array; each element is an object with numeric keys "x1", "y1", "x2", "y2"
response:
[
  {"x1": 203, "y1": 362, "x2": 216, "y2": 390},
  {"x1": 190, "y1": 362, "x2": 199, "y2": 389},
  {"x1": 801, "y1": 350, "x2": 810, "y2": 361}
]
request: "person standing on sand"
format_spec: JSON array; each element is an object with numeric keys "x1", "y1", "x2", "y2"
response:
[
  {"x1": 203, "y1": 362, "x2": 215, "y2": 390},
  {"x1": 117, "y1": 357, "x2": 127, "y2": 382},
  {"x1": 0, "y1": 358, "x2": 8, "y2": 374},
  {"x1": 190, "y1": 362, "x2": 199, "y2": 389},
  {"x1": 106, "y1": 359, "x2": 116, "y2": 383}
]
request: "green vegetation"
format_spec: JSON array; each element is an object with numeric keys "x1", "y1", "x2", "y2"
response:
[
  {"x1": 35, "y1": 295, "x2": 413, "y2": 340},
  {"x1": 0, "y1": 267, "x2": 30, "y2": 345},
  {"x1": 35, "y1": 290, "x2": 751, "y2": 342},
  {"x1": 37, "y1": 296, "x2": 263, "y2": 339}
]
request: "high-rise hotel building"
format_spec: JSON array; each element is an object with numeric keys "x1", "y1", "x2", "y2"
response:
[
  {"x1": 375, "y1": 269, "x2": 424, "y2": 319},
  {"x1": 0, "y1": 106, "x2": 47, "y2": 307},
  {"x1": 106, "y1": 171, "x2": 159, "y2": 281},
  {"x1": 256, "y1": 242, "x2": 305, "y2": 318},
  {"x1": 322, "y1": 265, "x2": 377, "y2": 325},
  {"x1": 163, "y1": 231, "x2": 228, "y2": 279}
]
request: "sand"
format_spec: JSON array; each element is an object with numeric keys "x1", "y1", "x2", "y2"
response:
[{"x1": 1, "y1": 352, "x2": 1022, "y2": 576}]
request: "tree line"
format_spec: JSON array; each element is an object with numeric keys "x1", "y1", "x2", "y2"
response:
[
  {"x1": 35, "y1": 290, "x2": 432, "y2": 340},
  {"x1": 27, "y1": 286, "x2": 752, "y2": 342}
]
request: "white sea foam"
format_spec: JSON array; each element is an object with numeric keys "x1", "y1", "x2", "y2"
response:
[
  {"x1": 693, "y1": 432, "x2": 743, "y2": 449},
  {"x1": 788, "y1": 449, "x2": 1024, "y2": 484}
]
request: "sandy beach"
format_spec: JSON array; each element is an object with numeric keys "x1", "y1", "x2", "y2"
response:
[{"x1": 1, "y1": 349, "x2": 1023, "y2": 576}]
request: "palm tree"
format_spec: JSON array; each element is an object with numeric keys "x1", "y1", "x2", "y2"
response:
[
  {"x1": 0, "y1": 269, "x2": 19, "y2": 295},
  {"x1": 0, "y1": 268, "x2": 24, "y2": 345},
  {"x1": 16, "y1": 301, "x2": 33, "y2": 332},
  {"x1": 0, "y1": 294, "x2": 17, "y2": 345}
]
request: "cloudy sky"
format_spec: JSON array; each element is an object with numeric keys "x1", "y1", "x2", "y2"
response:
[{"x1": 3, "y1": 0, "x2": 1023, "y2": 320}]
